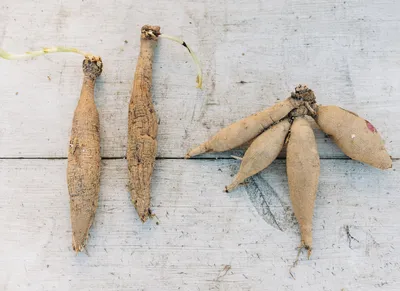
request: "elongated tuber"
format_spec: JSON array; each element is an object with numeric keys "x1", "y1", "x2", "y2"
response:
[
  {"x1": 225, "y1": 118, "x2": 291, "y2": 192},
  {"x1": 186, "y1": 85, "x2": 315, "y2": 158},
  {"x1": 127, "y1": 25, "x2": 202, "y2": 222},
  {"x1": 187, "y1": 84, "x2": 392, "y2": 259},
  {"x1": 127, "y1": 25, "x2": 160, "y2": 223},
  {"x1": 315, "y1": 105, "x2": 392, "y2": 169},
  {"x1": 67, "y1": 57, "x2": 102, "y2": 252},
  {"x1": 1, "y1": 45, "x2": 102, "y2": 252},
  {"x1": 287, "y1": 116, "x2": 320, "y2": 256}
]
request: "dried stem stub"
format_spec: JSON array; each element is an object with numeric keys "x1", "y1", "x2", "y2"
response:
[
  {"x1": 289, "y1": 85, "x2": 318, "y2": 117},
  {"x1": 82, "y1": 56, "x2": 103, "y2": 79}
]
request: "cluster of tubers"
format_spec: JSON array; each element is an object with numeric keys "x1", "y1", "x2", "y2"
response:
[
  {"x1": 187, "y1": 85, "x2": 392, "y2": 256},
  {"x1": 1, "y1": 25, "x2": 392, "y2": 258}
]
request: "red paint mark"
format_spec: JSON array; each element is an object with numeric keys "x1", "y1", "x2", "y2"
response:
[{"x1": 366, "y1": 120, "x2": 377, "y2": 133}]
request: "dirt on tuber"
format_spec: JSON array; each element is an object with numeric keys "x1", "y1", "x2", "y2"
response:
[
  {"x1": 127, "y1": 25, "x2": 202, "y2": 222},
  {"x1": 1, "y1": 46, "x2": 103, "y2": 253},
  {"x1": 67, "y1": 56, "x2": 103, "y2": 252},
  {"x1": 127, "y1": 25, "x2": 160, "y2": 223}
]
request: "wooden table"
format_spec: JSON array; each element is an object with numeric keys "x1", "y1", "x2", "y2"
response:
[{"x1": 1, "y1": 1, "x2": 399, "y2": 290}]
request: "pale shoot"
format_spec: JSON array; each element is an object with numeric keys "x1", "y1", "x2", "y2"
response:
[
  {"x1": 0, "y1": 47, "x2": 93, "y2": 60},
  {"x1": 148, "y1": 31, "x2": 203, "y2": 89}
]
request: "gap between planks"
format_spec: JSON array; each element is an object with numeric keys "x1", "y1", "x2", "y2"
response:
[{"x1": 0, "y1": 157, "x2": 398, "y2": 160}]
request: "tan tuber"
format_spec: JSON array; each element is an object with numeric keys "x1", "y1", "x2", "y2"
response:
[
  {"x1": 315, "y1": 105, "x2": 392, "y2": 169},
  {"x1": 225, "y1": 118, "x2": 291, "y2": 192},
  {"x1": 286, "y1": 116, "x2": 320, "y2": 256},
  {"x1": 187, "y1": 85, "x2": 392, "y2": 258},
  {"x1": 186, "y1": 85, "x2": 315, "y2": 158},
  {"x1": 67, "y1": 56, "x2": 103, "y2": 252},
  {"x1": 127, "y1": 25, "x2": 160, "y2": 223}
]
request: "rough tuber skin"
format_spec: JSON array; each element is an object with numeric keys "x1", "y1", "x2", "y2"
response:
[
  {"x1": 127, "y1": 25, "x2": 160, "y2": 223},
  {"x1": 67, "y1": 56, "x2": 103, "y2": 252}
]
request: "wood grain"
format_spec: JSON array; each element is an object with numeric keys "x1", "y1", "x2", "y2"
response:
[
  {"x1": 1, "y1": 1, "x2": 399, "y2": 290},
  {"x1": 0, "y1": 159, "x2": 399, "y2": 290},
  {"x1": 0, "y1": 0, "x2": 398, "y2": 158}
]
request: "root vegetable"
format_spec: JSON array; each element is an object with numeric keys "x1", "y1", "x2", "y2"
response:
[
  {"x1": 127, "y1": 25, "x2": 202, "y2": 222},
  {"x1": 1, "y1": 46, "x2": 102, "y2": 252},
  {"x1": 225, "y1": 118, "x2": 291, "y2": 192},
  {"x1": 67, "y1": 57, "x2": 102, "y2": 252},
  {"x1": 287, "y1": 116, "x2": 320, "y2": 256},
  {"x1": 186, "y1": 85, "x2": 315, "y2": 158},
  {"x1": 127, "y1": 25, "x2": 160, "y2": 223},
  {"x1": 315, "y1": 105, "x2": 392, "y2": 169}
]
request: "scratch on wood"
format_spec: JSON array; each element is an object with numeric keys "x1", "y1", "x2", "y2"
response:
[
  {"x1": 342, "y1": 225, "x2": 380, "y2": 255},
  {"x1": 365, "y1": 230, "x2": 380, "y2": 256},
  {"x1": 345, "y1": 225, "x2": 359, "y2": 249},
  {"x1": 216, "y1": 264, "x2": 231, "y2": 281},
  {"x1": 344, "y1": 58, "x2": 356, "y2": 101}
]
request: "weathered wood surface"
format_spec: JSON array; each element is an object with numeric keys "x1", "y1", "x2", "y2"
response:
[
  {"x1": 0, "y1": 159, "x2": 399, "y2": 291},
  {"x1": 0, "y1": 0, "x2": 399, "y2": 158},
  {"x1": 1, "y1": 0, "x2": 400, "y2": 290}
]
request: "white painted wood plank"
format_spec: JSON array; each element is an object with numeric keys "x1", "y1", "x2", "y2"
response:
[
  {"x1": 0, "y1": 159, "x2": 399, "y2": 290},
  {"x1": 0, "y1": 0, "x2": 399, "y2": 158}
]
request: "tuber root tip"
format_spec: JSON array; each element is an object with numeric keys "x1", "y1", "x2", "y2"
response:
[
  {"x1": 185, "y1": 144, "x2": 209, "y2": 158},
  {"x1": 306, "y1": 247, "x2": 312, "y2": 259},
  {"x1": 225, "y1": 177, "x2": 241, "y2": 193},
  {"x1": 301, "y1": 240, "x2": 313, "y2": 259},
  {"x1": 72, "y1": 235, "x2": 86, "y2": 253}
]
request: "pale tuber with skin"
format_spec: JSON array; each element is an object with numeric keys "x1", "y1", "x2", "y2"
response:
[
  {"x1": 315, "y1": 105, "x2": 392, "y2": 169},
  {"x1": 225, "y1": 118, "x2": 291, "y2": 192},
  {"x1": 186, "y1": 85, "x2": 316, "y2": 158},
  {"x1": 286, "y1": 116, "x2": 320, "y2": 257},
  {"x1": 187, "y1": 84, "x2": 392, "y2": 261}
]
